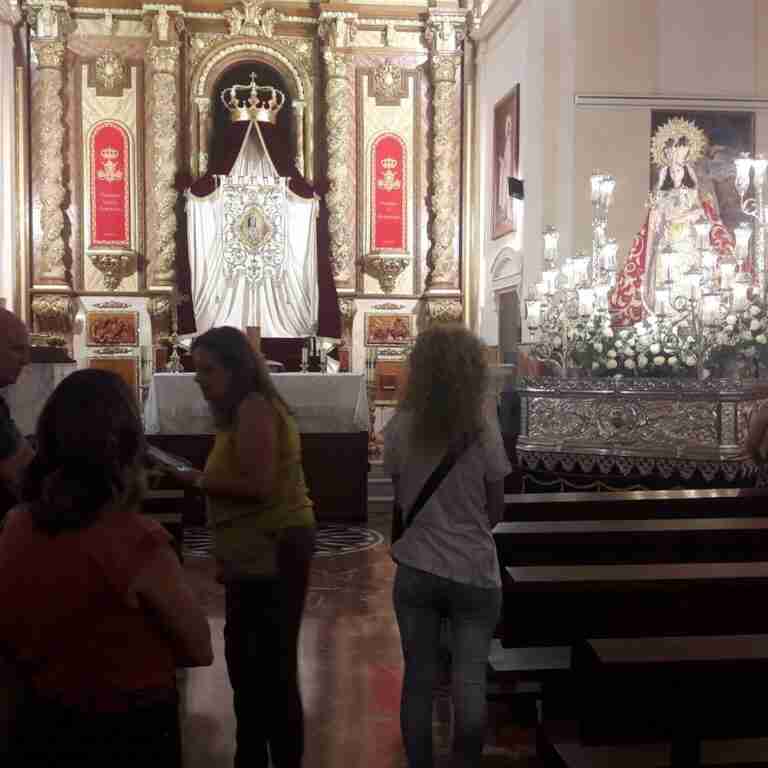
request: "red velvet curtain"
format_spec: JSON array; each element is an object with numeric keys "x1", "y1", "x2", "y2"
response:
[{"x1": 175, "y1": 121, "x2": 341, "y2": 340}]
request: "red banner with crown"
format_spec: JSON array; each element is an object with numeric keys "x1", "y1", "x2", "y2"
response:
[
  {"x1": 90, "y1": 121, "x2": 130, "y2": 248},
  {"x1": 371, "y1": 133, "x2": 406, "y2": 252}
]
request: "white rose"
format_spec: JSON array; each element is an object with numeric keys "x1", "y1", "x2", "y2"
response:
[
  {"x1": 628, "y1": 338, "x2": 636, "y2": 347},
  {"x1": 603, "y1": 327, "x2": 614, "y2": 338},
  {"x1": 668, "y1": 356, "x2": 679, "y2": 367},
  {"x1": 624, "y1": 348, "x2": 635, "y2": 357},
  {"x1": 757, "y1": 334, "x2": 768, "y2": 345},
  {"x1": 619, "y1": 330, "x2": 630, "y2": 339},
  {"x1": 638, "y1": 354, "x2": 648, "y2": 368},
  {"x1": 592, "y1": 361, "x2": 600, "y2": 370},
  {"x1": 624, "y1": 358, "x2": 636, "y2": 370},
  {"x1": 593, "y1": 342, "x2": 603, "y2": 353},
  {"x1": 685, "y1": 355, "x2": 697, "y2": 367},
  {"x1": 751, "y1": 319, "x2": 762, "y2": 332},
  {"x1": 638, "y1": 335, "x2": 649, "y2": 347},
  {"x1": 727, "y1": 314, "x2": 738, "y2": 326},
  {"x1": 614, "y1": 340, "x2": 624, "y2": 350},
  {"x1": 606, "y1": 359, "x2": 618, "y2": 369},
  {"x1": 750, "y1": 305, "x2": 762, "y2": 317},
  {"x1": 653, "y1": 356, "x2": 666, "y2": 366},
  {"x1": 607, "y1": 349, "x2": 617, "y2": 358},
  {"x1": 650, "y1": 343, "x2": 661, "y2": 355},
  {"x1": 554, "y1": 337, "x2": 562, "y2": 347}
]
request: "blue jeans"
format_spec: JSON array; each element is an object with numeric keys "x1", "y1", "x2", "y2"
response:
[{"x1": 393, "y1": 564, "x2": 502, "y2": 768}]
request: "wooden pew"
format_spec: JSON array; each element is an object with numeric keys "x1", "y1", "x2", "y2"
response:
[
  {"x1": 503, "y1": 487, "x2": 768, "y2": 523},
  {"x1": 502, "y1": 562, "x2": 768, "y2": 648},
  {"x1": 494, "y1": 518, "x2": 768, "y2": 566}
]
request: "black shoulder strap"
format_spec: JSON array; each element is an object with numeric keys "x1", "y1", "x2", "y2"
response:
[{"x1": 403, "y1": 432, "x2": 477, "y2": 530}]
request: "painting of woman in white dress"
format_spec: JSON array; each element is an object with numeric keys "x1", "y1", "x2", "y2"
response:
[{"x1": 492, "y1": 85, "x2": 519, "y2": 240}]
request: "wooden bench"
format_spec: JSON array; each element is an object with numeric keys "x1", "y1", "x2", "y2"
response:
[
  {"x1": 503, "y1": 488, "x2": 768, "y2": 522},
  {"x1": 494, "y1": 517, "x2": 768, "y2": 566},
  {"x1": 574, "y1": 635, "x2": 768, "y2": 750},
  {"x1": 502, "y1": 562, "x2": 768, "y2": 647}
]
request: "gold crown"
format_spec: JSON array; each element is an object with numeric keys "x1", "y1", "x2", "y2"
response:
[
  {"x1": 650, "y1": 117, "x2": 708, "y2": 168},
  {"x1": 381, "y1": 157, "x2": 398, "y2": 170},
  {"x1": 220, "y1": 72, "x2": 286, "y2": 124},
  {"x1": 100, "y1": 146, "x2": 120, "y2": 160}
]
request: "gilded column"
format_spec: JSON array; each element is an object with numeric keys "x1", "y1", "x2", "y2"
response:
[
  {"x1": 195, "y1": 97, "x2": 211, "y2": 177},
  {"x1": 292, "y1": 99, "x2": 305, "y2": 177},
  {"x1": 32, "y1": 39, "x2": 68, "y2": 285},
  {"x1": 321, "y1": 50, "x2": 354, "y2": 283},
  {"x1": 148, "y1": 43, "x2": 180, "y2": 288},
  {"x1": 427, "y1": 52, "x2": 461, "y2": 288}
]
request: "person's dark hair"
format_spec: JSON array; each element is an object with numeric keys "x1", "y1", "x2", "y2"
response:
[
  {"x1": 21, "y1": 369, "x2": 146, "y2": 535},
  {"x1": 191, "y1": 326, "x2": 289, "y2": 427}
]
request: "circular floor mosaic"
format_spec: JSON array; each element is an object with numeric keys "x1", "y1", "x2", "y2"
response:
[{"x1": 182, "y1": 524, "x2": 385, "y2": 560}]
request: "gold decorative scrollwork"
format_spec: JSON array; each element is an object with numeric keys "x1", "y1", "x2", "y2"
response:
[
  {"x1": 94, "y1": 49, "x2": 126, "y2": 91},
  {"x1": 364, "y1": 255, "x2": 409, "y2": 294},
  {"x1": 147, "y1": 296, "x2": 171, "y2": 317},
  {"x1": 88, "y1": 252, "x2": 136, "y2": 291},
  {"x1": 338, "y1": 298, "x2": 357, "y2": 323},
  {"x1": 371, "y1": 60, "x2": 408, "y2": 107},
  {"x1": 31, "y1": 295, "x2": 77, "y2": 330},
  {"x1": 426, "y1": 298, "x2": 463, "y2": 323},
  {"x1": 224, "y1": 0, "x2": 282, "y2": 38}
]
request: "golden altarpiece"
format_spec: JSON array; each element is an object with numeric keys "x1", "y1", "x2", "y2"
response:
[{"x1": 10, "y1": 0, "x2": 472, "y2": 400}]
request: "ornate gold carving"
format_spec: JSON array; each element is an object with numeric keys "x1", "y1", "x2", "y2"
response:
[
  {"x1": 94, "y1": 300, "x2": 131, "y2": 309},
  {"x1": 383, "y1": 22, "x2": 399, "y2": 48},
  {"x1": 338, "y1": 297, "x2": 357, "y2": 322},
  {"x1": 88, "y1": 252, "x2": 136, "y2": 291},
  {"x1": 189, "y1": 33, "x2": 227, "y2": 68},
  {"x1": 318, "y1": 11, "x2": 358, "y2": 50},
  {"x1": 30, "y1": 0, "x2": 71, "y2": 40},
  {"x1": 323, "y1": 50, "x2": 354, "y2": 283},
  {"x1": 372, "y1": 302, "x2": 404, "y2": 311},
  {"x1": 147, "y1": 296, "x2": 171, "y2": 317},
  {"x1": 427, "y1": 54, "x2": 460, "y2": 288},
  {"x1": 33, "y1": 39, "x2": 65, "y2": 69},
  {"x1": 371, "y1": 60, "x2": 407, "y2": 106},
  {"x1": 292, "y1": 100, "x2": 305, "y2": 176},
  {"x1": 224, "y1": 0, "x2": 281, "y2": 38},
  {"x1": 148, "y1": 43, "x2": 178, "y2": 75},
  {"x1": 148, "y1": 43, "x2": 179, "y2": 286},
  {"x1": 427, "y1": 298, "x2": 463, "y2": 323},
  {"x1": 425, "y1": 12, "x2": 466, "y2": 55},
  {"x1": 33, "y1": 41, "x2": 68, "y2": 284},
  {"x1": 94, "y1": 49, "x2": 126, "y2": 91},
  {"x1": 31, "y1": 295, "x2": 76, "y2": 329},
  {"x1": 364, "y1": 255, "x2": 409, "y2": 294},
  {"x1": 278, "y1": 37, "x2": 313, "y2": 75}
]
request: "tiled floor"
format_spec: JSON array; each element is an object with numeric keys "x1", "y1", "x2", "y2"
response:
[{"x1": 179, "y1": 514, "x2": 537, "y2": 768}]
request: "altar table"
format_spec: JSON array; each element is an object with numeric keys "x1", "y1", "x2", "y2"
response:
[{"x1": 144, "y1": 372, "x2": 370, "y2": 522}]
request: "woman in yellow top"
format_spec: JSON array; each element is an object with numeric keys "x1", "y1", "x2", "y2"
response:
[{"x1": 165, "y1": 326, "x2": 315, "y2": 768}]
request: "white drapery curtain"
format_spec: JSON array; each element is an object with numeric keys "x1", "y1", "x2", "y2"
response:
[
  {"x1": 0, "y1": 0, "x2": 19, "y2": 312},
  {"x1": 186, "y1": 121, "x2": 319, "y2": 337}
]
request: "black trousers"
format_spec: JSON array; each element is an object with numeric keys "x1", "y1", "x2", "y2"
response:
[{"x1": 224, "y1": 526, "x2": 316, "y2": 768}]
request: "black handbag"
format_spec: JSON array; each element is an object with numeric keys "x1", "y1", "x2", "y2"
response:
[{"x1": 391, "y1": 434, "x2": 476, "y2": 544}]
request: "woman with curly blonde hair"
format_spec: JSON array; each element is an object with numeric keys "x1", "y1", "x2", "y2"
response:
[{"x1": 383, "y1": 323, "x2": 511, "y2": 768}]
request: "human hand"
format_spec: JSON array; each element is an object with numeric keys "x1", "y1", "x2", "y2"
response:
[{"x1": 158, "y1": 463, "x2": 204, "y2": 490}]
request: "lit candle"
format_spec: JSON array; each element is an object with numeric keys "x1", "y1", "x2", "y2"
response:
[
  {"x1": 733, "y1": 282, "x2": 749, "y2": 312},
  {"x1": 301, "y1": 346, "x2": 308, "y2": 368},
  {"x1": 526, "y1": 299, "x2": 542, "y2": 329},
  {"x1": 577, "y1": 287, "x2": 595, "y2": 317},
  {"x1": 656, "y1": 288, "x2": 670, "y2": 316},
  {"x1": 720, "y1": 262, "x2": 736, "y2": 290},
  {"x1": 735, "y1": 222, "x2": 752, "y2": 261},
  {"x1": 702, "y1": 293, "x2": 721, "y2": 327},
  {"x1": 601, "y1": 239, "x2": 618, "y2": 271},
  {"x1": 735, "y1": 153, "x2": 753, "y2": 195}
]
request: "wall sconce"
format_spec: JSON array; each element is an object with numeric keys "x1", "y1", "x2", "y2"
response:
[{"x1": 507, "y1": 177, "x2": 524, "y2": 200}]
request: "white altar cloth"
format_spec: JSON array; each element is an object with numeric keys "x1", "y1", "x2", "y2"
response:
[
  {"x1": 144, "y1": 372, "x2": 369, "y2": 435},
  {"x1": 4, "y1": 362, "x2": 77, "y2": 436}
]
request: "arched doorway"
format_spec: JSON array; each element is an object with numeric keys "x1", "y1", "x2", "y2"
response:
[
  {"x1": 498, "y1": 289, "x2": 521, "y2": 365},
  {"x1": 211, "y1": 61, "x2": 293, "y2": 156}
]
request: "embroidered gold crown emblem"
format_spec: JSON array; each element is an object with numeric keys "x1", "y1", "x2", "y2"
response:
[{"x1": 220, "y1": 72, "x2": 286, "y2": 124}]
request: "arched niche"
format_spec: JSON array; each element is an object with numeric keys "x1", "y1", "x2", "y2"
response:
[
  {"x1": 490, "y1": 247, "x2": 523, "y2": 364},
  {"x1": 189, "y1": 37, "x2": 314, "y2": 181}
]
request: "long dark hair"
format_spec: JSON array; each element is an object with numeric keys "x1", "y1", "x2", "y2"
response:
[
  {"x1": 191, "y1": 326, "x2": 289, "y2": 427},
  {"x1": 21, "y1": 369, "x2": 146, "y2": 535}
]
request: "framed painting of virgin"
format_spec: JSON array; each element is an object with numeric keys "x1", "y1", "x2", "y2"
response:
[{"x1": 491, "y1": 85, "x2": 520, "y2": 240}]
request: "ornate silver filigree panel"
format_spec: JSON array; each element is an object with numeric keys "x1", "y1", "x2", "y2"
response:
[{"x1": 221, "y1": 180, "x2": 287, "y2": 286}]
